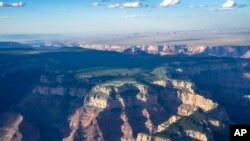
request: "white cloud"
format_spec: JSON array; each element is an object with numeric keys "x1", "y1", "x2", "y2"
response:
[
  {"x1": 108, "y1": 2, "x2": 143, "y2": 9},
  {"x1": 222, "y1": 0, "x2": 236, "y2": 9},
  {"x1": 160, "y1": 0, "x2": 180, "y2": 7},
  {"x1": 0, "y1": 2, "x2": 25, "y2": 7},
  {"x1": 123, "y1": 2, "x2": 142, "y2": 8}
]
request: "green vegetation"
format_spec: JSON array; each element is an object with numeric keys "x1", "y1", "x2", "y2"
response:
[
  {"x1": 151, "y1": 67, "x2": 169, "y2": 80},
  {"x1": 77, "y1": 68, "x2": 142, "y2": 78}
]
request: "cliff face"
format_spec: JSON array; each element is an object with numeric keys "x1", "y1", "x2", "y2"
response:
[
  {"x1": 137, "y1": 79, "x2": 228, "y2": 141},
  {"x1": 76, "y1": 44, "x2": 250, "y2": 58},
  {"x1": 63, "y1": 107, "x2": 103, "y2": 141},
  {"x1": 121, "y1": 112, "x2": 134, "y2": 141},
  {"x1": 28, "y1": 41, "x2": 250, "y2": 58},
  {"x1": 0, "y1": 113, "x2": 23, "y2": 141},
  {"x1": 173, "y1": 81, "x2": 217, "y2": 112}
]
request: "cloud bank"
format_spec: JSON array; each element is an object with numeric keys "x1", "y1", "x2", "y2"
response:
[
  {"x1": 0, "y1": 2, "x2": 25, "y2": 7},
  {"x1": 102, "y1": 0, "x2": 249, "y2": 10},
  {"x1": 208, "y1": 0, "x2": 248, "y2": 11}
]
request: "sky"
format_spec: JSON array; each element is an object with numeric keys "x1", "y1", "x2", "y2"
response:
[{"x1": 0, "y1": 0, "x2": 250, "y2": 34}]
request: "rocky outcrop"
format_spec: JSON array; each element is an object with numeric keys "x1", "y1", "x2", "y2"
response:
[
  {"x1": 171, "y1": 80, "x2": 194, "y2": 93},
  {"x1": 120, "y1": 112, "x2": 134, "y2": 141},
  {"x1": 185, "y1": 130, "x2": 208, "y2": 141},
  {"x1": 136, "y1": 133, "x2": 151, "y2": 141},
  {"x1": 0, "y1": 113, "x2": 23, "y2": 141},
  {"x1": 142, "y1": 109, "x2": 155, "y2": 134},
  {"x1": 177, "y1": 93, "x2": 217, "y2": 112},
  {"x1": 85, "y1": 94, "x2": 109, "y2": 109},
  {"x1": 92, "y1": 85, "x2": 112, "y2": 96},
  {"x1": 136, "y1": 133, "x2": 170, "y2": 141},
  {"x1": 85, "y1": 80, "x2": 149, "y2": 109},
  {"x1": 177, "y1": 104, "x2": 197, "y2": 116},
  {"x1": 152, "y1": 80, "x2": 167, "y2": 87},
  {"x1": 157, "y1": 115, "x2": 181, "y2": 132},
  {"x1": 209, "y1": 119, "x2": 221, "y2": 127},
  {"x1": 63, "y1": 107, "x2": 104, "y2": 141},
  {"x1": 171, "y1": 80, "x2": 218, "y2": 112}
]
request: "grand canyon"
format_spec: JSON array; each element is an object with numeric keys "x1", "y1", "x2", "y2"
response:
[
  {"x1": 0, "y1": 41, "x2": 250, "y2": 141},
  {"x1": 1, "y1": 0, "x2": 250, "y2": 140}
]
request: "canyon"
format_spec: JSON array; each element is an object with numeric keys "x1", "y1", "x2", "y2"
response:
[
  {"x1": 0, "y1": 44, "x2": 250, "y2": 141},
  {"x1": 26, "y1": 41, "x2": 250, "y2": 58}
]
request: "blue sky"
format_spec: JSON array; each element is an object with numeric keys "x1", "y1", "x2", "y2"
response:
[{"x1": 0, "y1": 0, "x2": 250, "y2": 34}]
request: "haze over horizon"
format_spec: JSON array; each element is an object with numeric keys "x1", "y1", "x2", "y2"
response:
[{"x1": 0, "y1": 0, "x2": 250, "y2": 35}]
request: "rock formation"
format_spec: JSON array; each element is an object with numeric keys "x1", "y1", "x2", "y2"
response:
[{"x1": 0, "y1": 113, "x2": 23, "y2": 141}]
